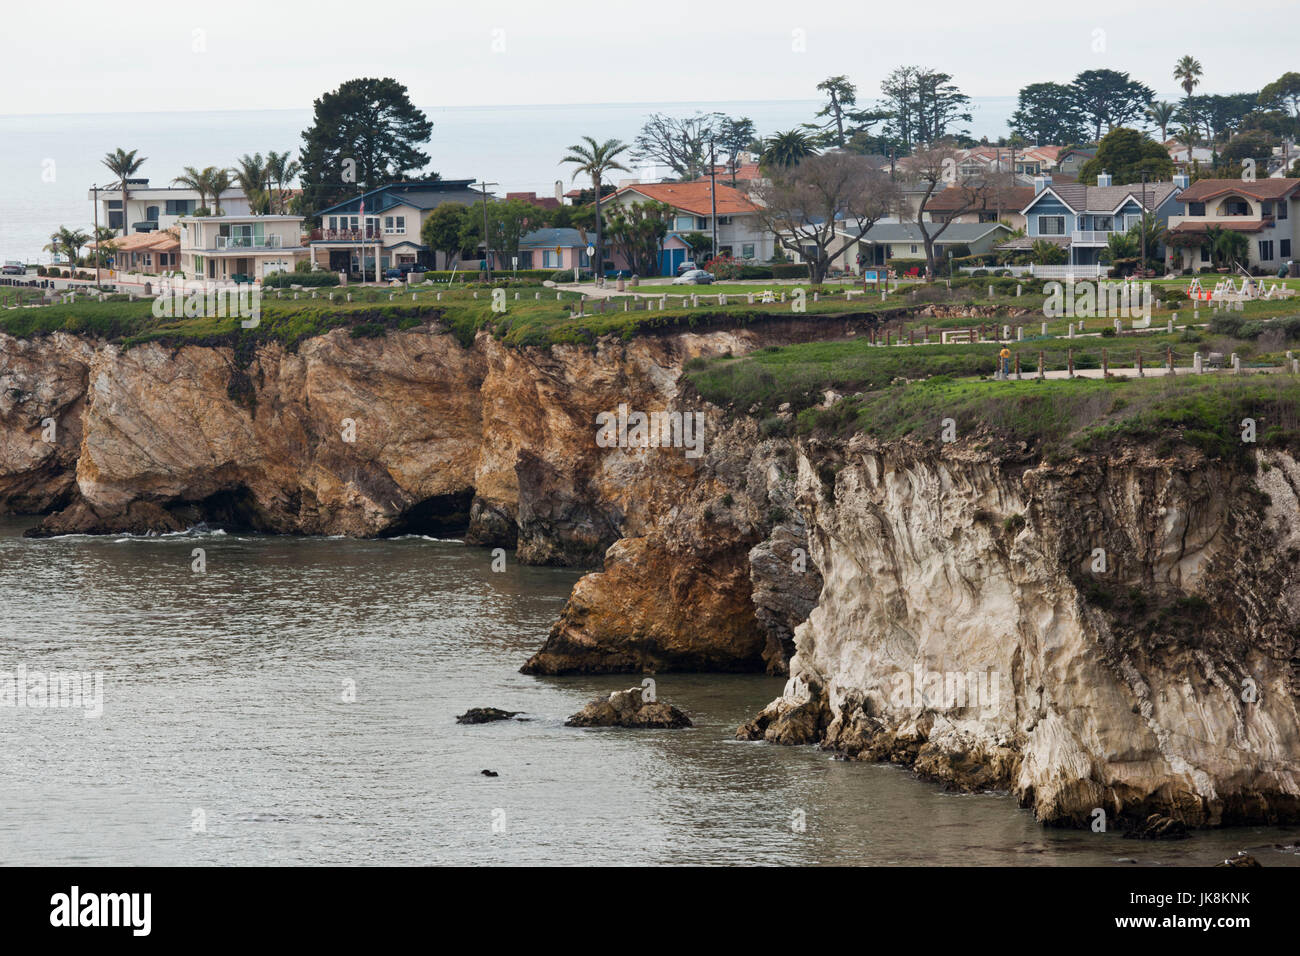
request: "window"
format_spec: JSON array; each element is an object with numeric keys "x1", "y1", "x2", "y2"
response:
[
  {"x1": 716, "y1": 216, "x2": 732, "y2": 225},
  {"x1": 696, "y1": 217, "x2": 708, "y2": 229},
  {"x1": 1093, "y1": 216, "x2": 1113, "y2": 232},
  {"x1": 165, "y1": 199, "x2": 194, "y2": 216},
  {"x1": 674, "y1": 215, "x2": 693, "y2": 231},
  {"x1": 1262, "y1": 202, "x2": 1273, "y2": 217},
  {"x1": 1281, "y1": 239, "x2": 1292, "y2": 258},
  {"x1": 142, "y1": 253, "x2": 152, "y2": 267},
  {"x1": 741, "y1": 243, "x2": 755, "y2": 259},
  {"x1": 145, "y1": 205, "x2": 159, "y2": 222},
  {"x1": 910, "y1": 244, "x2": 918, "y2": 254},
  {"x1": 1278, "y1": 201, "x2": 1288, "y2": 220},
  {"x1": 1259, "y1": 240, "x2": 1275, "y2": 261},
  {"x1": 543, "y1": 249, "x2": 561, "y2": 268},
  {"x1": 1188, "y1": 202, "x2": 1205, "y2": 216},
  {"x1": 1224, "y1": 199, "x2": 1249, "y2": 216},
  {"x1": 384, "y1": 215, "x2": 406, "y2": 234},
  {"x1": 1039, "y1": 215, "x2": 1065, "y2": 236}
]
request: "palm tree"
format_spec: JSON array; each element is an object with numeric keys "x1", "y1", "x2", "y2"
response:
[
  {"x1": 1145, "y1": 102, "x2": 1176, "y2": 143},
  {"x1": 53, "y1": 226, "x2": 91, "y2": 269},
  {"x1": 560, "y1": 137, "x2": 631, "y2": 278},
  {"x1": 207, "y1": 167, "x2": 233, "y2": 216},
  {"x1": 1173, "y1": 55, "x2": 1203, "y2": 117},
  {"x1": 265, "y1": 151, "x2": 300, "y2": 214},
  {"x1": 90, "y1": 225, "x2": 119, "y2": 268},
  {"x1": 234, "y1": 153, "x2": 269, "y2": 214},
  {"x1": 761, "y1": 129, "x2": 815, "y2": 169},
  {"x1": 172, "y1": 166, "x2": 211, "y2": 212},
  {"x1": 101, "y1": 148, "x2": 147, "y2": 236},
  {"x1": 1106, "y1": 232, "x2": 1138, "y2": 261},
  {"x1": 1129, "y1": 213, "x2": 1167, "y2": 264},
  {"x1": 1214, "y1": 229, "x2": 1250, "y2": 271},
  {"x1": 1030, "y1": 239, "x2": 1067, "y2": 265}
]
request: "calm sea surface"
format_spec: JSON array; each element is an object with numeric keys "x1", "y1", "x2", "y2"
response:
[
  {"x1": 1, "y1": 516, "x2": 1297, "y2": 866},
  {"x1": 0, "y1": 97, "x2": 1021, "y2": 263}
]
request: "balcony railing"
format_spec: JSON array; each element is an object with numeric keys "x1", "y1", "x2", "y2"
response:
[
  {"x1": 1071, "y1": 230, "x2": 1114, "y2": 244},
  {"x1": 215, "y1": 235, "x2": 283, "y2": 249},
  {"x1": 314, "y1": 229, "x2": 381, "y2": 242}
]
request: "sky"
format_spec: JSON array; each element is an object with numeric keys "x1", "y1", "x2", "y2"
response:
[{"x1": 3, "y1": 0, "x2": 1293, "y2": 116}]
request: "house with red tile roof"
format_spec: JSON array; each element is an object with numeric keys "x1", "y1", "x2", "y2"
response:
[
  {"x1": 604, "y1": 180, "x2": 773, "y2": 274},
  {"x1": 1165, "y1": 178, "x2": 1300, "y2": 272},
  {"x1": 90, "y1": 228, "x2": 181, "y2": 276}
]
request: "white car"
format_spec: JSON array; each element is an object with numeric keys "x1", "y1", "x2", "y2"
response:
[
  {"x1": 1, "y1": 261, "x2": 25, "y2": 275},
  {"x1": 672, "y1": 269, "x2": 715, "y2": 285}
]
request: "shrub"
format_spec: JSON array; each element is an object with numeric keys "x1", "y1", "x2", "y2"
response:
[
  {"x1": 263, "y1": 271, "x2": 339, "y2": 288},
  {"x1": 971, "y1": 268, "x2": 989, "y2": 277},
  {"x1": 772, "y1": 262, "x2": 809, "y2": 279}
]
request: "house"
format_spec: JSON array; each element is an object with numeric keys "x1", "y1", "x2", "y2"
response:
[
  {"x1": 506, "y1": 191, "x2": 561, "y2": 210},
  {"x1": 177, "y1": 214, "x2": 307, "y2": 281},
  {"x1": 94, "y1": 228, "x2": 181, "y2": 276},
  {"x1": 89, "y1": 179, "x2": 251, "y2": 236},
  {"x1": 309, "y1": 179, "x2": 485, "y2": 274},
  {"x1": 1164, "y1": 140, "x2": 1214, "y2": 170},
  {"x1": 1055, "y1": 148, "x2": 1097, "y2": 178},
  {"x1": 922, "y1": 184, "x2": 1035, "y2": 231},
  {"x1": 956, "y1": 145, "x2": 1062, "y2": 179},
  {"x1": 513, "y1": 228, "x2": 591, "y2": 271},
  {"x1": 851, "y1": 221, "x2": 1014, "y2": 268},
  {"x1": 603, "y1": 180, "x2": 773, "y2": 274},
  {"x1": 1009, "y1": 173, "x2": 1184, "y2": 266},
  {"x1": 1164, "y1": 178, "x2": 1300, "y2": 272}
]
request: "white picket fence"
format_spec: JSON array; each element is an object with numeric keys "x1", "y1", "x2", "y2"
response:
[{"x1": 1027, "y1": 264, "x2": 1106, "y2": 280}]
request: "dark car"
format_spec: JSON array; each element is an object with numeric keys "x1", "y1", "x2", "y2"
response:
[{"x1": 383, "y1": 263, "x2": 429, "y2": 280}]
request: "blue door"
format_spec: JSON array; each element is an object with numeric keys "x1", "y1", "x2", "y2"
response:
[{"x1": 659, "y1": 247, "x2": 685, "y2": 276}]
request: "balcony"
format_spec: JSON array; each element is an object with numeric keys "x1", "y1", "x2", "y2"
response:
[
  {"x1": 312, "y1": 228, "x2": 381, "y2": 242},
  {"x1": 215, "y1": 234, "x2": 284, "y2": 250},
  {"x1": 1071, "y1": 230, "x2": 1114, "y2": 245}
]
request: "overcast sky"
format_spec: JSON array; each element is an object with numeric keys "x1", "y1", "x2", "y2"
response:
[{"x1": 6, "y1": 0, "x2": 1290, "y2": 115}]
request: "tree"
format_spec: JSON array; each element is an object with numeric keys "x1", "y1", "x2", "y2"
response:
[
  {"x1": 560, "y1": 136, "x2": 631, "y2": 276},
  {"x1": 1078, "y1": 128, "x2": 1173, "y2": 184},
  {"x1": 265, "y1": 151, "x2": 300, "y2": 214},
  {"x1": 1071, "y1": 70, "x2": 1156, "y2": 141},
  {"x1": 1030, "y1": 239, "x2": 1067, "y2": 265},
  {"x1": 805, "y1": 75, "x2": 891, "y2": 149},
  {"x1": 1214, "y1": 229, "x2": 1250, "y2": 271},
  {"x1": 207, "y1": 167, "x2": 233, "y2": 216},
  {"x1": 680, "y1": 231, "x2": 714, "y2": 262},
  {"x1": 1259, "y1": 72, "x2": 1300, "y2": 123},
  {"x1": 1106, "y1": 231, "x2": 1138, "y2": 261},
  {"x1": 760, "y1": 129, "x2": 816, "y2": 169},
  {"x1": 1129, "y1": 211, "x2": 1167, "y2": 265},
  {"x1": 633, "y1": 112, "x2": 718, "y2": 179},
  {"x1": 882, "y1": 66, "x2": 971, "y2": 149},
  {"x1": 101, "y1": 148, "x2": 147, "y2": 236},
  {"x1": 603, "y1": 201, "x2": 673, "y2": 276},
  {"x1": 53, "y1": 226, "x2": 91, "y2": 268},
  {"x1": 751, "y1": 152, "x2": 900, "y2": 283},
  {"x1": 902, "y1": 143, "x2": 993, "y2": 277},
  {"x1": 1010, "y1": 82, "x2": 1087, "y2": 145},
  {"x1": 89, "y1": 226, "x2": 120, "y2": 268},
  {"x1": 299, "y1": 77, "x2": 433, "y2": 216},
  {"x1": 420, "y1": 202, "x2": 471, "y2": 267},
  {"x1": 1173, "y1": 55, "x2": 1204, "y2": 110},
  {"x1": 1145, "y1": 101, "x2": 1177, "y2": 143},
  {"x1": 717, "y1": 116, "x2": 756, "y2": 184},
  {"x1": 171, "y1": 166, "x2": 212, "y2": 211},
  {"x1": 464, "y1": 199, "x2": 548, "y2": 270},
  {"x1": 234, "y1": 153, "x2": 270, "y2": 214},
  {"x1": 1219, "y1": 130, "x2": 1275, "y2": 174}
]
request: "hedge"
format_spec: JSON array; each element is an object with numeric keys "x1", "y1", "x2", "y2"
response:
[
  {"x1": 772, "y1": 262, "x2": 809, "y2": 279},
  {"x1": 263, "y1": 271, "x2": 340, "y2": 288}
]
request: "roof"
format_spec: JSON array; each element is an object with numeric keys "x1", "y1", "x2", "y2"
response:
[
  {"x1": 997, "y1": 235, "x2": 1070, "y2": 250},
  {"x1": 609, "y1": 181, "x2": 759, "y2": 216},
  {"x1": 924, "y1": 184, "x2": 1035, "y2": 213},
  {"x1": 856, "y1": 222, "x2": 1012, "y2": 243},
  {"x1": 1169, "y1": 220, "x2": 1271, "y2": 235},
  {"x1": 519, "y1": 228, "x2": 588, "y2": 248},
  {"x1": 177, "y1": 214, "x2": 304, "y2": 223},
  {"x1": 1025, "y1": 181, "x2": 1180, "y2": 215},
  {"x1": 506, "y1": 192, "x2": 561, "y2": 209},
  {"x1": 91, "y1": 228, "x2": 179, "y2": 252},
  {"x1": 316, "y1": 180, "x2": 481, "y2": 216},
  {"x1": 1175, "y1": 178, "x2": 1300, "y2": 203}
]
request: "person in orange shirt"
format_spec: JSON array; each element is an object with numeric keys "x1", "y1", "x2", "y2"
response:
[{"x1": 999, "y1": 346, "x2": 1011, "y2": 377}]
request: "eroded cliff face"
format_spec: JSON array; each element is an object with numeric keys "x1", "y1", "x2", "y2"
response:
[{"x1": 741, "y1": 438, "x2": 1300, "y2": 827}]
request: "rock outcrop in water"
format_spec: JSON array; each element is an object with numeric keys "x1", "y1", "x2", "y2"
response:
[{"x1": 565, "y1": 686, "x2": 692, "y2": 728}]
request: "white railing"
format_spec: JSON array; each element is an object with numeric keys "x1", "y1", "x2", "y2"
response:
[
  {"x1": 1029, "y1": 263, "x2": 1105, "y2": 279},
  {"x1": 1071, "y1": 230, "x2": 1113, "y2": 244},
  {"x1": 216, "y1": 235, "x2": 283, "y2": 250}
]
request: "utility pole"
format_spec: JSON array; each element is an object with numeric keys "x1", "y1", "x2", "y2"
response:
[
  {"x1": 91, "y1": 184, "x2": 101, "y2": 288},
  {"x1": 1140, "y1": 170, "x2": 1148, "y2": 275},
  {"x1": 709, "y1": 144, "x2": 718, "y2": 262},
  {"x1": 476, "y1": 179, "x2": 498, "y2": 280}
]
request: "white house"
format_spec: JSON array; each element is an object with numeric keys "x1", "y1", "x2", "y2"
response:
[
  {"x1": 177, "y1": 215, "x2": 307, "y2": 281},
  {"x1": 89, "y1": 179, "x2": 252, "y2": 236}
]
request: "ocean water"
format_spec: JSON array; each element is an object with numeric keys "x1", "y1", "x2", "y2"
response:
[
  {"x1": 0, "y1": 97, "x2": 1020, "y2": 263},
  {"x1": 1, "y1": 515, "x2": 1296, "y2": 866}
]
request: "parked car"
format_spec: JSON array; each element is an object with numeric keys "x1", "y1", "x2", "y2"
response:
[
  {"x1": 1, "y1": 261, "x2": 25, "y2": 275},
  {"x1": 676, "y1": 259, "x2": 698, "y2": 276},
  {"x1": 672, "y1": 269, "x2": 715, "y2": 285},
  {"x1": 384, "y1": 263, "x2": 430, "y2": 279}
]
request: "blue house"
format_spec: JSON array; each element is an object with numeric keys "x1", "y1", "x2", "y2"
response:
[{"x1": 1014, "y1": 173, "x2": 1186, "y2": 266}]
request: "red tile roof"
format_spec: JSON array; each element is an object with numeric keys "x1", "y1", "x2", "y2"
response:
[
  {"x1": 1169, "y1": 220, "x2": 1271, "y2": 235},
  {"x1": 90, "y1": 229, "x2": 179, "y2": 252},
  {"x1": 1176, "y1": 178, "x2": 1300, "y2": 203},
  {"x1": 611, "y1": 181, "x2": 759, "y2": 216}
]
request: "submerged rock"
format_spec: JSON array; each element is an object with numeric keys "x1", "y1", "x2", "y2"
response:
[
  {"x1": 1124, "y1": 814, "x2": 1190, "y2": 840},
  {"x1": 456, "y1": 707, "x2": 524, "y2": 725},
  {"x1": 1217, "y1": 852, "x2": 1262, "y2": 867},
  {"x1": 565, "y1": 687, "x2": 692, "y2": 729}
]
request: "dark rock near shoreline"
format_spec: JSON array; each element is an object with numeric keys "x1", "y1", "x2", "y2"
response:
[
  {"x1": 1217, "y1": 852, "x2": 1261, "y2": 867},
  {"x1": 565, "y1": 687, "x2": 692, "y2": 729},
  {"x1": 1125, "y1": 814, "x2": 1190, "y2": 840},
  {"x1": 456, "y1": 707, "x2": 525, "y2": 724}
]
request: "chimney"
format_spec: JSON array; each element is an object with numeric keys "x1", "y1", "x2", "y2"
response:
[
  {"x1": 1173, "y1": 173, "x2": 1190, "y2": 189},
  {"x1": 1033, "y1": 174, "x2": 1052, "y2": 194},
  {"x1": 1097, "y1": 171, "x2": 1112, "y2": 187}
]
